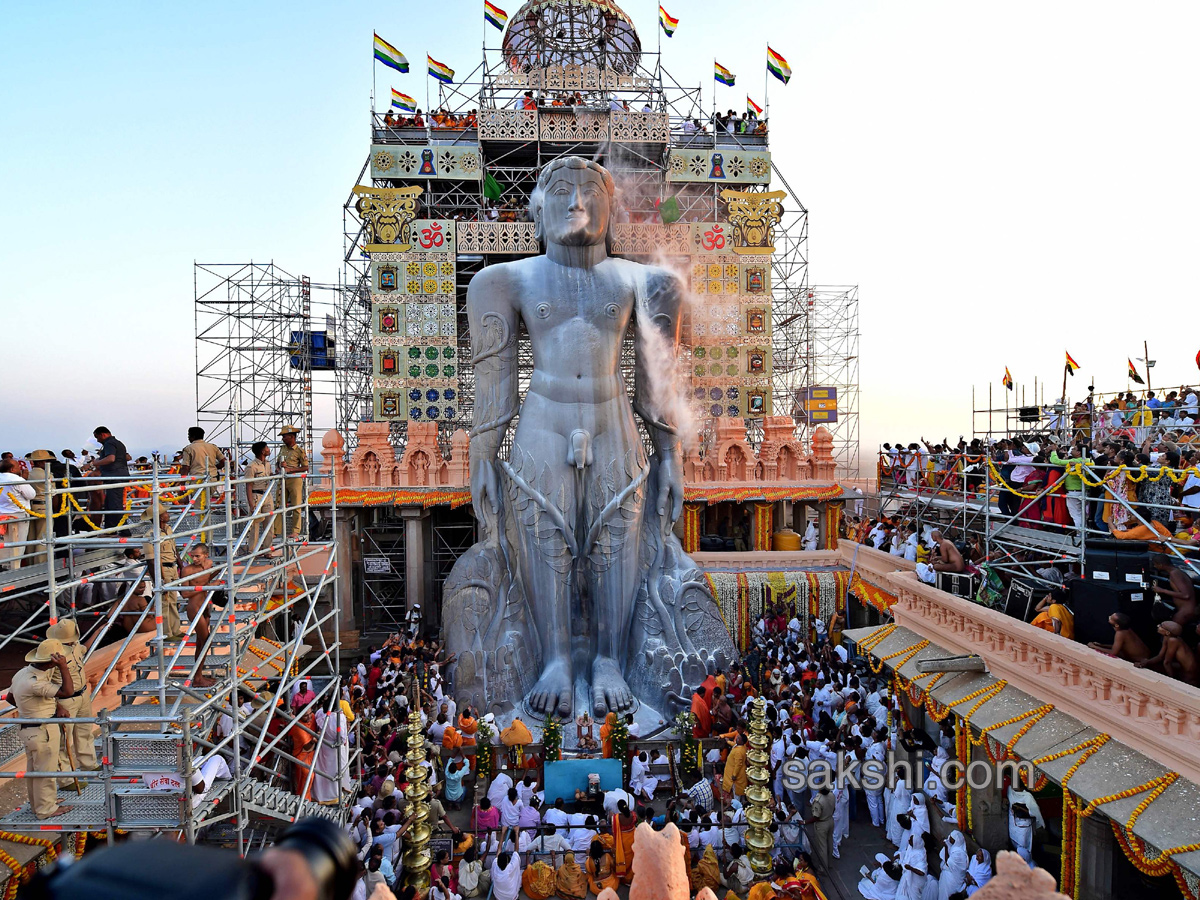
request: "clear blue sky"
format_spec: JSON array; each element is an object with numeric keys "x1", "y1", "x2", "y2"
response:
[{"x1": 3, "y1": 1, "x2": 1198, "y2": 462}]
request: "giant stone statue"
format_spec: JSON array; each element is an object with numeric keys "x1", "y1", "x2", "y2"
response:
[{"x1": 444, "y1": 157, "x2": 736, "y2": 722}]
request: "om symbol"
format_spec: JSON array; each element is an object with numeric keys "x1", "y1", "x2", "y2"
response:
[
  {"x1": 419, "y1": 222, "x2": 444, "y2": 249},
  {"x1": 701, "y1": 225, "x2": 726, "y2": 251}
]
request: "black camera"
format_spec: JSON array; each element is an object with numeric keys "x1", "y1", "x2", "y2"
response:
[{"x1": 24, "y1": 817, "x2": 358, "y2": 900}]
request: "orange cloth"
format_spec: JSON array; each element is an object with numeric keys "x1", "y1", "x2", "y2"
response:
[
  {"x1": 614, "y1": 813, "x2": 636, "y2": 883},
  {"x1": 458, "y1": 713, "x2": 479, "y2": 736},
  {"x1": 722, "y1": 743, "x2": 748, "y2": 796},
  {"x1": 523, "y1": 861, "x2": 557, "y2": 900},
  {"x1": 443, "y1": 725, "x2": 464, "y2": 749},
  {"x1": 586, "y1": 851, "x2": 620, "y2": 896},
  {"x1": 292, "y1": 713, "x2": 317, "y2": 800},
  {"x1": 690, "y1": 692, "x2": 713, "y2": 738},
  {"x1": 600, "y1": 712, "x2": 618, "y2": 759}
]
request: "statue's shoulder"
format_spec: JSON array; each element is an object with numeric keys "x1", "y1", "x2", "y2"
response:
[
  {"x1": 608, "y1": 257, "x2": 683, "y2": 292},
  {"x1": 467, "y1": 258, "x2": 541, "y2": 301}
]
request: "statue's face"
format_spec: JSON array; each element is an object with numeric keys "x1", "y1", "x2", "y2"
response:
[{"x1": 540, "y1": 167, "x2": 610, "y2": 247}]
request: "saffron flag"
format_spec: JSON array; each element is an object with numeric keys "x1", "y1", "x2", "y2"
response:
[
  {"x1": 391, "y1": 89, "x2": 417, "y2": 112},
  {"x1": 1065, "y1": 351, "x2": 1080, "y2": 375},
  {"x1": 1127, "y1": 359, "x2": 1145, "y2": 385},
  {"x1": 747, "y1": 96, "x2": 763, "y2": 117},
  {"x1": 767, "y1": 46, "x2": 791, "y2": 84},
  {"x1": 374, "y1": 33, "x2": 409, "y2": 73},
  {"x1": 714, "y1": 62, "x2": 735, "y2": 86},
  {"x1": 1002, "y1": 367, "x2": 1013, "y2": 391},
  {"x1": 484, "y1": 1, "x2": 508, "y2": 30},
  {"x1": 428, "y1": 55, "x2": 455, "y2": 84},
  {"x1": 656, "y1": 196, "x2": 681, "y2": 224},
  {"x1": 659, "y1": 5, "x2": 678, "y2": 36}
]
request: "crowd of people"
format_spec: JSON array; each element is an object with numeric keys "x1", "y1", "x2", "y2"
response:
[
  {"x1": 381, "y1": 109, "x2": 480, "y2": 130},
  {"x1": 0, "y1": 424, "x2": 310, "y2": 571},
  {"x1": 338, "y1": 596, "x2": 1010, "y2": 900}
]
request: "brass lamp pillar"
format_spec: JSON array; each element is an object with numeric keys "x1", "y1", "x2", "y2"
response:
[
  {"x1": 401, "y1": 709, "x2": 433, "y2": 891},
  {"x1": 744, "y1": 697, "x2": 775, "y2": 877}
]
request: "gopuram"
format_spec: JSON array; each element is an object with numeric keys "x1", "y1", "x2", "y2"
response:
[{"x1": 443, "y1": 157, "x2": 737, "y2": 720}]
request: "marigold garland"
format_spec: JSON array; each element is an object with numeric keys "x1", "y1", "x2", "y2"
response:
[
  {"x1": 849, "y1": 573, "x2": 899, "y2": 614},
  {"x1": 868, "y1": 638, "x2": 927, "y2": 675},
  {"x1": 1061, "y1": 793, "x2": 1081, "y2": 899}
]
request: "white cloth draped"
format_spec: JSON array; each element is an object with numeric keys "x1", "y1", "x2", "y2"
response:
[
  {"x1": 937, "y1": 830, "x2": 969, "y2": 900},
  {"x1": 314, "y1": 710, "x2": 352, "y2": 803},
  {"x1": 489, "y1": 855, "x2": 522, "y2": 900}
]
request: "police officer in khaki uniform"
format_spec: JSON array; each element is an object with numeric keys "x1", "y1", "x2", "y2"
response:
[
  {"x1": 46, "y1": 619, "x2": 98, "y2": 775},
  {"x1": 178, "y1": 427, "x2": 226, "y2": 481},
  {"x1": 4, "y1": 639, "x2": 75, "y2": 819},
  {"x1": 26, "y1": 449, "x2": 56, "y2": 566},
  {"x1": 242, "y1": 441, "x2": 279, "y2": 557},
  {"x1": 141, "y1": 507, "x2": 185, "y2": 640},
  {"x1": 273, "y1": 426, "x2": 309, "y2": 539}
]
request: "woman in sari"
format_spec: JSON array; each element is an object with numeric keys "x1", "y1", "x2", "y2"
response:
[
  {"x1": 964, "y1": 848, "x2": 993, "y2": 896},
  {"x1": 691, "y1": 845, "x2": 723, "y2": 895},
  {"x1": 555, "y1": 853, "x2": 588, "y2": 900},
  {"x1": 292, "y1": 710, "x2": 318, "y2": 800},
  {"x1": 1102, "y1": 451, "x2": 1137, "y2": 530},
  {"x1": 599, "y1": 712, "x2": 618, "y2": 759},
  {"x1": 585, "y1": 839, "x2": 619, "y2": 896},
  {"x1": 613, "y1": 802, "x2": 636, "y2": 883}
]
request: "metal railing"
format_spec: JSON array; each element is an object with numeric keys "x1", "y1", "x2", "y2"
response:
[{"x1": 0, "y1": 464, "x2": 352, "y2": 850}]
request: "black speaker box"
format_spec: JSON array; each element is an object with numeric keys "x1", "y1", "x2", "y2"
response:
[
  {"x1": 1085, "y1": 539, "x2": 1150, "y2": 586},
  {"x1": 1069, "y1": 579, "x2": 1152, "y2": 646}
]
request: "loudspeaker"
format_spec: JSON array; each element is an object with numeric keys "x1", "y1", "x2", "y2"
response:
[
  {"x1": 1069, "y1": 579, "x2": 1151, "y2": 645},
  {"x1": 1085, "y1": 539, "x2": 1150, "y2": 586},
  {"x1": 1004, "y1": 579, "x2": 1039, "y2": 623},
  {"x1": 937, "y1": 571, "x2": 978, "y2": 599},
  {"x1": 1019, "y1": 406, "x2": 1040, "y2": 422}
]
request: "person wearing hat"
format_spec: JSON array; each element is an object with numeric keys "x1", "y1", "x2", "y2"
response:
[
  {"x1": 273, "y1": 426, "x2": 309, "y2": 540},
  {"x1": 46, "y1": 619, "x2": 98, "y2": 777},
  {"x1": 25, "y1": 450, "x2": 57, "y2": 566},
  {"x1": 242, "y1": 441, "x2": 279, "y2": 558},
  {"x1": 140, "y1": 506, "x2": 186, "y2": 640},
  {"x1": 3, "y1": 639, "x2": 76, "y2": 818}
]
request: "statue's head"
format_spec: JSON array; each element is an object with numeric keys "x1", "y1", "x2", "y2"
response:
[{"x1": 530, "y1": 156, "x2": 615, "y2": 248}]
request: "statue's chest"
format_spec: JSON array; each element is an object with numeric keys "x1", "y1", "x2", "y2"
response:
[{"x1": 521, "y1": 278, "x2": 632, "y2": 334}]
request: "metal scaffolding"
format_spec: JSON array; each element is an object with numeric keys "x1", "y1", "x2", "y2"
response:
[
  {"x1": 0, "y1": 466, "x2": 353, "y2": 847},
  {"x1": 334, "y1": 37, "x2": 864, "y2": 476},
  {"x1": 195, "y1": 262, "x2": 341, "y2": 460}
]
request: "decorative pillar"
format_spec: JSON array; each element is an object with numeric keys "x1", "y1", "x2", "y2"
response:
[
  {"x1": 966, "y1": 737, "x2": 1008, "y2": 856},
  {"x1": 681, "y1": 503, "x2": 703, "y2": 553},
  {"x1": 1075, "y1": 806, "x2": 1115, "y2": 900},
  {"x1": 335, "y1": 516, "x2": 356, "y2": 634},
  {"x1": 401, "y1": 507, "x2": 427, "y2": 611},
  {"x1": 752, "y1": 502, "x2": 774, "y2": 551},
  {"x1": 401, "y1": 709, "x2": 433, "y2": 891},
  {"x1": 744, "y1": 698, "x2": 775, "y2": 876},
  {"x1": 821, "y1": 501, "x2": 843, "y2": 550}
]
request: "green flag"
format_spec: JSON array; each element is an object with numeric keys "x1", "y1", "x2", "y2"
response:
[
  {"x1": 657, "y1": 195, "x2": 681, "y2": 224},
  {"x1": 483, "y1": 172, "x2": 503, "y2": 201}
]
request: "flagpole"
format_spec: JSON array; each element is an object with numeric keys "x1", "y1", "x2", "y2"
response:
[
  {"x1": 1061, "y1": 362, "x2": 1069, "y2": 442},
  {"x1": 1144, "y1": 340, "x2": 1153, "y2": 395},
  {"x1": 713, "y1": 58, "x2": 716, "y2": 125},
  {"x1": 764, "y1": 44, "x2": 770, "y2": 124}
]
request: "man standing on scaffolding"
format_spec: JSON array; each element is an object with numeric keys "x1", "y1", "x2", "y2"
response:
[
  {"x1": 46, "y1": 619, "x2": 99, "y2": 776},
  {"x1": 243, "y1": 441, "x2": 280, "y2": 558},
  {"x1": 4, "y1": 638, "x2": 75, "y2": 819},
  {"x1": 273, "y1": 426, "x2": 308, "y2": 542}
]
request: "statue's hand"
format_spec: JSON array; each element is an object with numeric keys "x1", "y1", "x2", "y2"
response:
[
  {"x1": 657, "y1": 449, "x2": 684, "y2": 525},
  {"x1": 471, "y1": 456, "x2": 500, "y2": 526}
]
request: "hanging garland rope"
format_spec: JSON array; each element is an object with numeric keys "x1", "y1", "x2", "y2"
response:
[
  {"x1": 1061, "y1": 792, "x2": 1082, "y2": 900},
  {"x1": 986, "y1": 458, "x2": 1200, "y2": 500},
  {"x1": 0, "y1": 831, "x2": 57, "y2": 900}
]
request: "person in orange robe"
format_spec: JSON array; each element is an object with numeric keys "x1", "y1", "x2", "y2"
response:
[
  {"x1": 444, "y1": 724, "x2": 464, "y2": 749},
  {"x1": 613, "y1": 805, "x2": 637, "y2": 884},
  {"x1": 292, "y1": 711, "x2": 318, "y2": 800},
  {"x1": 599, "y1": 712, "x2": 618, "y2": 759},
  {"x1": 690, "y1": 686, "x2": 713, "y2": 739}
]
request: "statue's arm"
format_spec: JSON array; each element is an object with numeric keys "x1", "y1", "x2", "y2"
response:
[
  {"x1": 467, "y1": 265, "x2": 520, "y2": 518},
  {"x1": 634, "y1": 266, "x2": 686, "y2": 522}
]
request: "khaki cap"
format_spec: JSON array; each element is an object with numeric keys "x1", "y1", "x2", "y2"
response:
[
  {"x1": 279, "y1": 425, "x2": 301, "y2": 436},
  {"x1": 26, "y1": 638, "x2": 65, "y2": 663},
  {"x1": 47, "y1": 620, "x2": 80, "y2": 644},
  {"x1": 29, "y1": 449, "x2": 55, "y2": 462}
]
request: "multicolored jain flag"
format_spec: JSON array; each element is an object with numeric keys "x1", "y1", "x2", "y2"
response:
[
  {"x1": 484, "y1": 1, "x2": 508, "y2": 30},
  {"x1": 1065, "y1": 351, "x2": 1080, "y2": 375},
  {"x1": 391, "y1": 89, "x2": 417, "y2": 112},
  {"x1": 428, "y1": 55, "x2": 455, "y2": 84},
  {"x1": 659, "y1": 5, "x2": 678, "y2": 36},
  {"x1": 767, "y1": 46, "x2": 791, "y2": 84},
  {"x1": 1002, "y1": 367, "x2": 1014, "y2": 391},
  {"x1": 747, "y1": 96, "x2": 763, "y2": 117},
  {"x1": 714, "y1": 62, "x2": 735, "y2": 86},
  {"x1": 374, "y1": 33, "x2": 409, "y2": 73},
  {"x1": 1127, "y1": 359, "x2": 1145, "y2": 385}
]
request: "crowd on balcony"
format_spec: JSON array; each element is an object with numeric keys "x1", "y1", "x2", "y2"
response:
[{"x1": 381, "y1": 109, "x2": 480, "y2": 130}]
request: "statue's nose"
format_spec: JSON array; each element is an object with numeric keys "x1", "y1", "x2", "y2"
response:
[{"x1": 567, "y1": 188, "x2": 585, "y2": 211}]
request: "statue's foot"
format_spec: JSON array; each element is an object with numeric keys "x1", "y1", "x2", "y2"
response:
[
  {"x1": 528, "y1": 659, "x2": 573, "y2": 716},
  {"x1": 592, "y1": 656, "x2": 633, "y2": 715}
]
